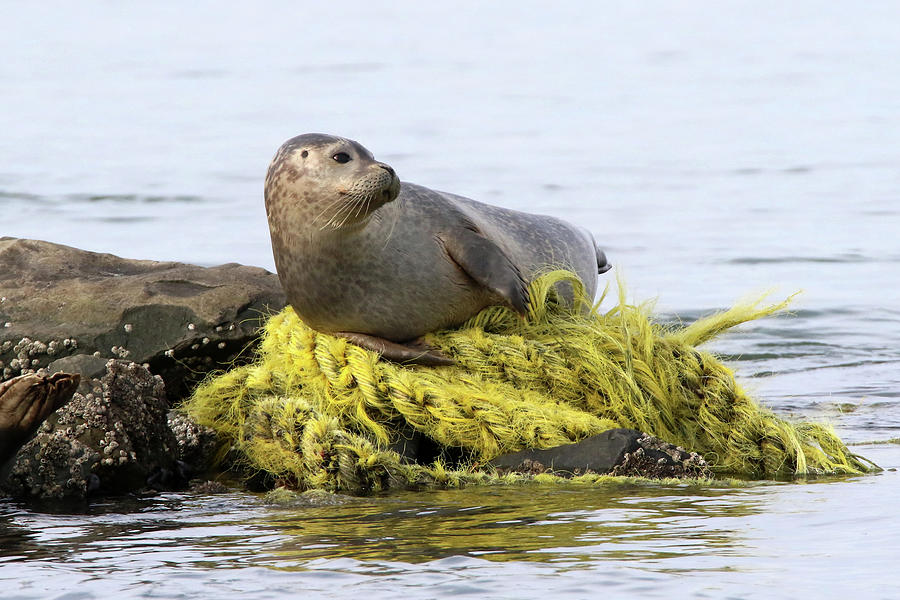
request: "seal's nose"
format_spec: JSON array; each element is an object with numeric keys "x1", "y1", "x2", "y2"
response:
[{"x1": 378, "y1": 163, "x2": 395, "y2": 178}]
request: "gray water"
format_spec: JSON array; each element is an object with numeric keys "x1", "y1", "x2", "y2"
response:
[{"x1": 2, "y1": 2, "x2": 900, "y2": 598}]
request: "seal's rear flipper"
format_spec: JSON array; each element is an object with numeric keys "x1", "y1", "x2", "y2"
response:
[
  {"x1": 335, "y1": 332, "x2": 455, "y2": 366},
  {"x1": 437, "y1": 227, "x2": 530, "y2": 315},
  {"x1": 596, "y1": 247, "x2": 612, "y2": 274},
  {"x1": 588, "y1": 232, "x2": 612, "y2": 275}
]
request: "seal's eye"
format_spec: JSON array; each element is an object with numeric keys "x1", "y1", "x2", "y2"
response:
[{"x1": 332, "y1": 152, "x2": 352, "y2": 164}]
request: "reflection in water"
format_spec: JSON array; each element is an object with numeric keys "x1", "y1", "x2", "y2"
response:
[
  {"x1": 0, "y1": 516, "x2": 36, "y2": 558},
  {"x1": 1, "y1": 457, "x2": 898, "y2": 599},
  {"x1": 262, "y1": 485, "x2": 763, "y2": 565},
  {"x1": 2, "y1": 471, "x2": 898, "y2": 599},
  {"x1": 0, "y1": 483, "x2": 764, "y2": 570}
]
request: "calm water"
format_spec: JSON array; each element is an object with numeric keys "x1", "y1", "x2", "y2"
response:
[{"x1": 2, "y1": 2, "x2": 899, "y2": 598}]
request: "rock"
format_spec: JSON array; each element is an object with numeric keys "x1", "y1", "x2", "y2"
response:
[
  {"x1": 263, "y1": 487, "x2": 355, "y2": 507},
  {"x1": 609, "y1": 432, "x2": 710, "y2": 479},
  {"x1": 0, "y1": 237, "x2": 286, "y2": 401},
  {"x1": 490, "y1": 428, "x2": 710, "y2": 479},
  {"x1": 0, "y1": 360, "x2": 185, "y2": 500},
  {"x1": 189, "y1": 480, "x2": 232, "y2": 494},
  {"x1": 47, "y1": 354, "x2": 109, "y2": 383},
  {"x1": 168, "y1": 411, "x2": 218, "y2": 473}
]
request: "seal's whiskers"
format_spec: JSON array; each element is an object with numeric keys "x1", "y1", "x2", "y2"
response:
[{"x1": 311, "y1": 193, "x2": 354, "y2": 228}]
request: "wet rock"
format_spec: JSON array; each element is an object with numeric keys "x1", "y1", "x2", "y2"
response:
[
  {"x1": 491, "y1": 428, "x2": 710, "y2": 479},
  {"x1": 0, "y1": 360, "x2": 184, "y2": 500},
  {"x1": 0, "y1": 237, "x2": 286, "y2": 401},
  {"x1": 609, "y1": 432, "x2": 710, "y2": 479},
  {"x1": 263, "y1": 487, "x2": 354, "y2": 507},
  {"x1": 491, "y1": 428, "x2": 642, "y2": 474},
  {"x1": 189, "y1": 480, "x2": 232, "y2": 494},
  {"x1": 168, "y1": 411, "x2": 218, "y2": 473}
]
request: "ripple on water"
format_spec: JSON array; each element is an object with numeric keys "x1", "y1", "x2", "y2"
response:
[
  {"x1": 0, "y1": 191, "x2": 205, "y2": 205},
  {"x1": 723, "y1": 254, "x2": 874, "y2": 265}
]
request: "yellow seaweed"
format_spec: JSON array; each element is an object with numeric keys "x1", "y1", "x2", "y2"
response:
[{"x1": 181, "y1": 271, "x2": 872, "y2": 494}]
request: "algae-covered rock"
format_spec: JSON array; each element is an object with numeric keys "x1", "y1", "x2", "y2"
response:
[
  {"x1": 0, "y1": 237, "x2": 285, "y2": 401},
  {"x1": 1, "y1": 360, "x2": 183, "y2": 500},
  {"x1": 184, "y1": 271, "x2": 871, "y2": 492}
]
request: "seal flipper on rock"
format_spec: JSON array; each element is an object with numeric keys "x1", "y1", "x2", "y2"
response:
[
  {"x1": 0, "y1": 372, "x2": 80, "y2": 482},
  {"x1": 334, "y1": 332, "x2": 454, "y2": 366},
  {"x1": 437, "y1": 224, "x2": 531, "y2": 316}
]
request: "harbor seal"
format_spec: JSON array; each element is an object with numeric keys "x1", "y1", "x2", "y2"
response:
[
  {"x1": 0, "y1": 372, "x2": 79, "y2": 482},
  {"x1": 264, "y1": 133, "x2": 611, "y2": 365}
]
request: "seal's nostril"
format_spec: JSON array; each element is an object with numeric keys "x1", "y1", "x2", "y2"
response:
[{"x1": 379, "y1": 163, "x2": 395, "y2": 177}]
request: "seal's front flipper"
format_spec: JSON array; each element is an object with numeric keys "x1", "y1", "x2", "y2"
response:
[
  {"x1": 438, "y1": 226, "x2": 530, "y2": 315},
  {"x1": 335, "y1": 332, "x2": 455, "y2": 366}
]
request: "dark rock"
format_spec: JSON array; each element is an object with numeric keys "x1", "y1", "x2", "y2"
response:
[
  {"x1": 189, "y1": 479, "x2": 232, "y2": 494},
  {"x1": 609, "y1": 432, "x2": 710, "y2": 479},
  {"x1": 492, "y1": 428, "x2": 643, "y2": 474},
  {"x1": 0, "y1": 237, "x2": 286, "y2": 401},
  {"x1": 47, "y1": 354, "x2": 109, "y2": 382},
  {"x1": 0, "y1": 360, "x2": 183, "y2": 500},
  {"x1": 491, "y1": 428, "x2": 710, "y2": 479},
  {"x1": 146, "y1": 460, "x2": 192, "y2": 491},
  {"x1": 168, "y1": 411, "x2": 218, "y2": 473},
  {"x1": 388, "y1": 423, "x2": 443, "y2": 464}
]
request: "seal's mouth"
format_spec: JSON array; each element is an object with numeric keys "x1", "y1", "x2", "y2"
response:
[
  {"x1": 317, "y1": 170, "x2": 399, "y2": 230},
  {"x1": 377, "y1": 163, "x2": 400, "y2": 204},
  {"x1": 383, "y1": 176, "x2": 400, "y2": 202}
]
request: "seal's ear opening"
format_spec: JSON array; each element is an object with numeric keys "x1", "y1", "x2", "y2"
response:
[{"x1": 301, "y1": 150, "x2": 308, "y2": 158}]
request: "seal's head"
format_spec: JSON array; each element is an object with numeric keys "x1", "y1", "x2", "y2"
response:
[{"x1": 265, "y1": 133, "x2": 400, "y2": 232}]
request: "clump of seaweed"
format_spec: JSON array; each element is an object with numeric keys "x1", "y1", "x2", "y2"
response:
[{"x1": 181, "y1": 271, "x2": 872, "y2": 494}]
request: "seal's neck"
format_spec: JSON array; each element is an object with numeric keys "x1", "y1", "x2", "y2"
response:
[{"x1": 270, "y1": 215, "x2": 374, "y2": 265}]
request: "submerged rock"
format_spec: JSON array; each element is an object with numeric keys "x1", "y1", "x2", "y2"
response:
[
  {"x1": 1, "y1": 360, "x2": 186, "y2": 500},
  {"x1": 0, "y1": 237, "x2": 285, "y2": 401},
  {"x1": 491, "y1": 428, "x2": 710, "y2": 479},
  {"x1": 188, "y1": 480, "x2": 232, "y2": 494},
  {"x1": 263, "y1": 487, "x2": 355, "y2": 507}
]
